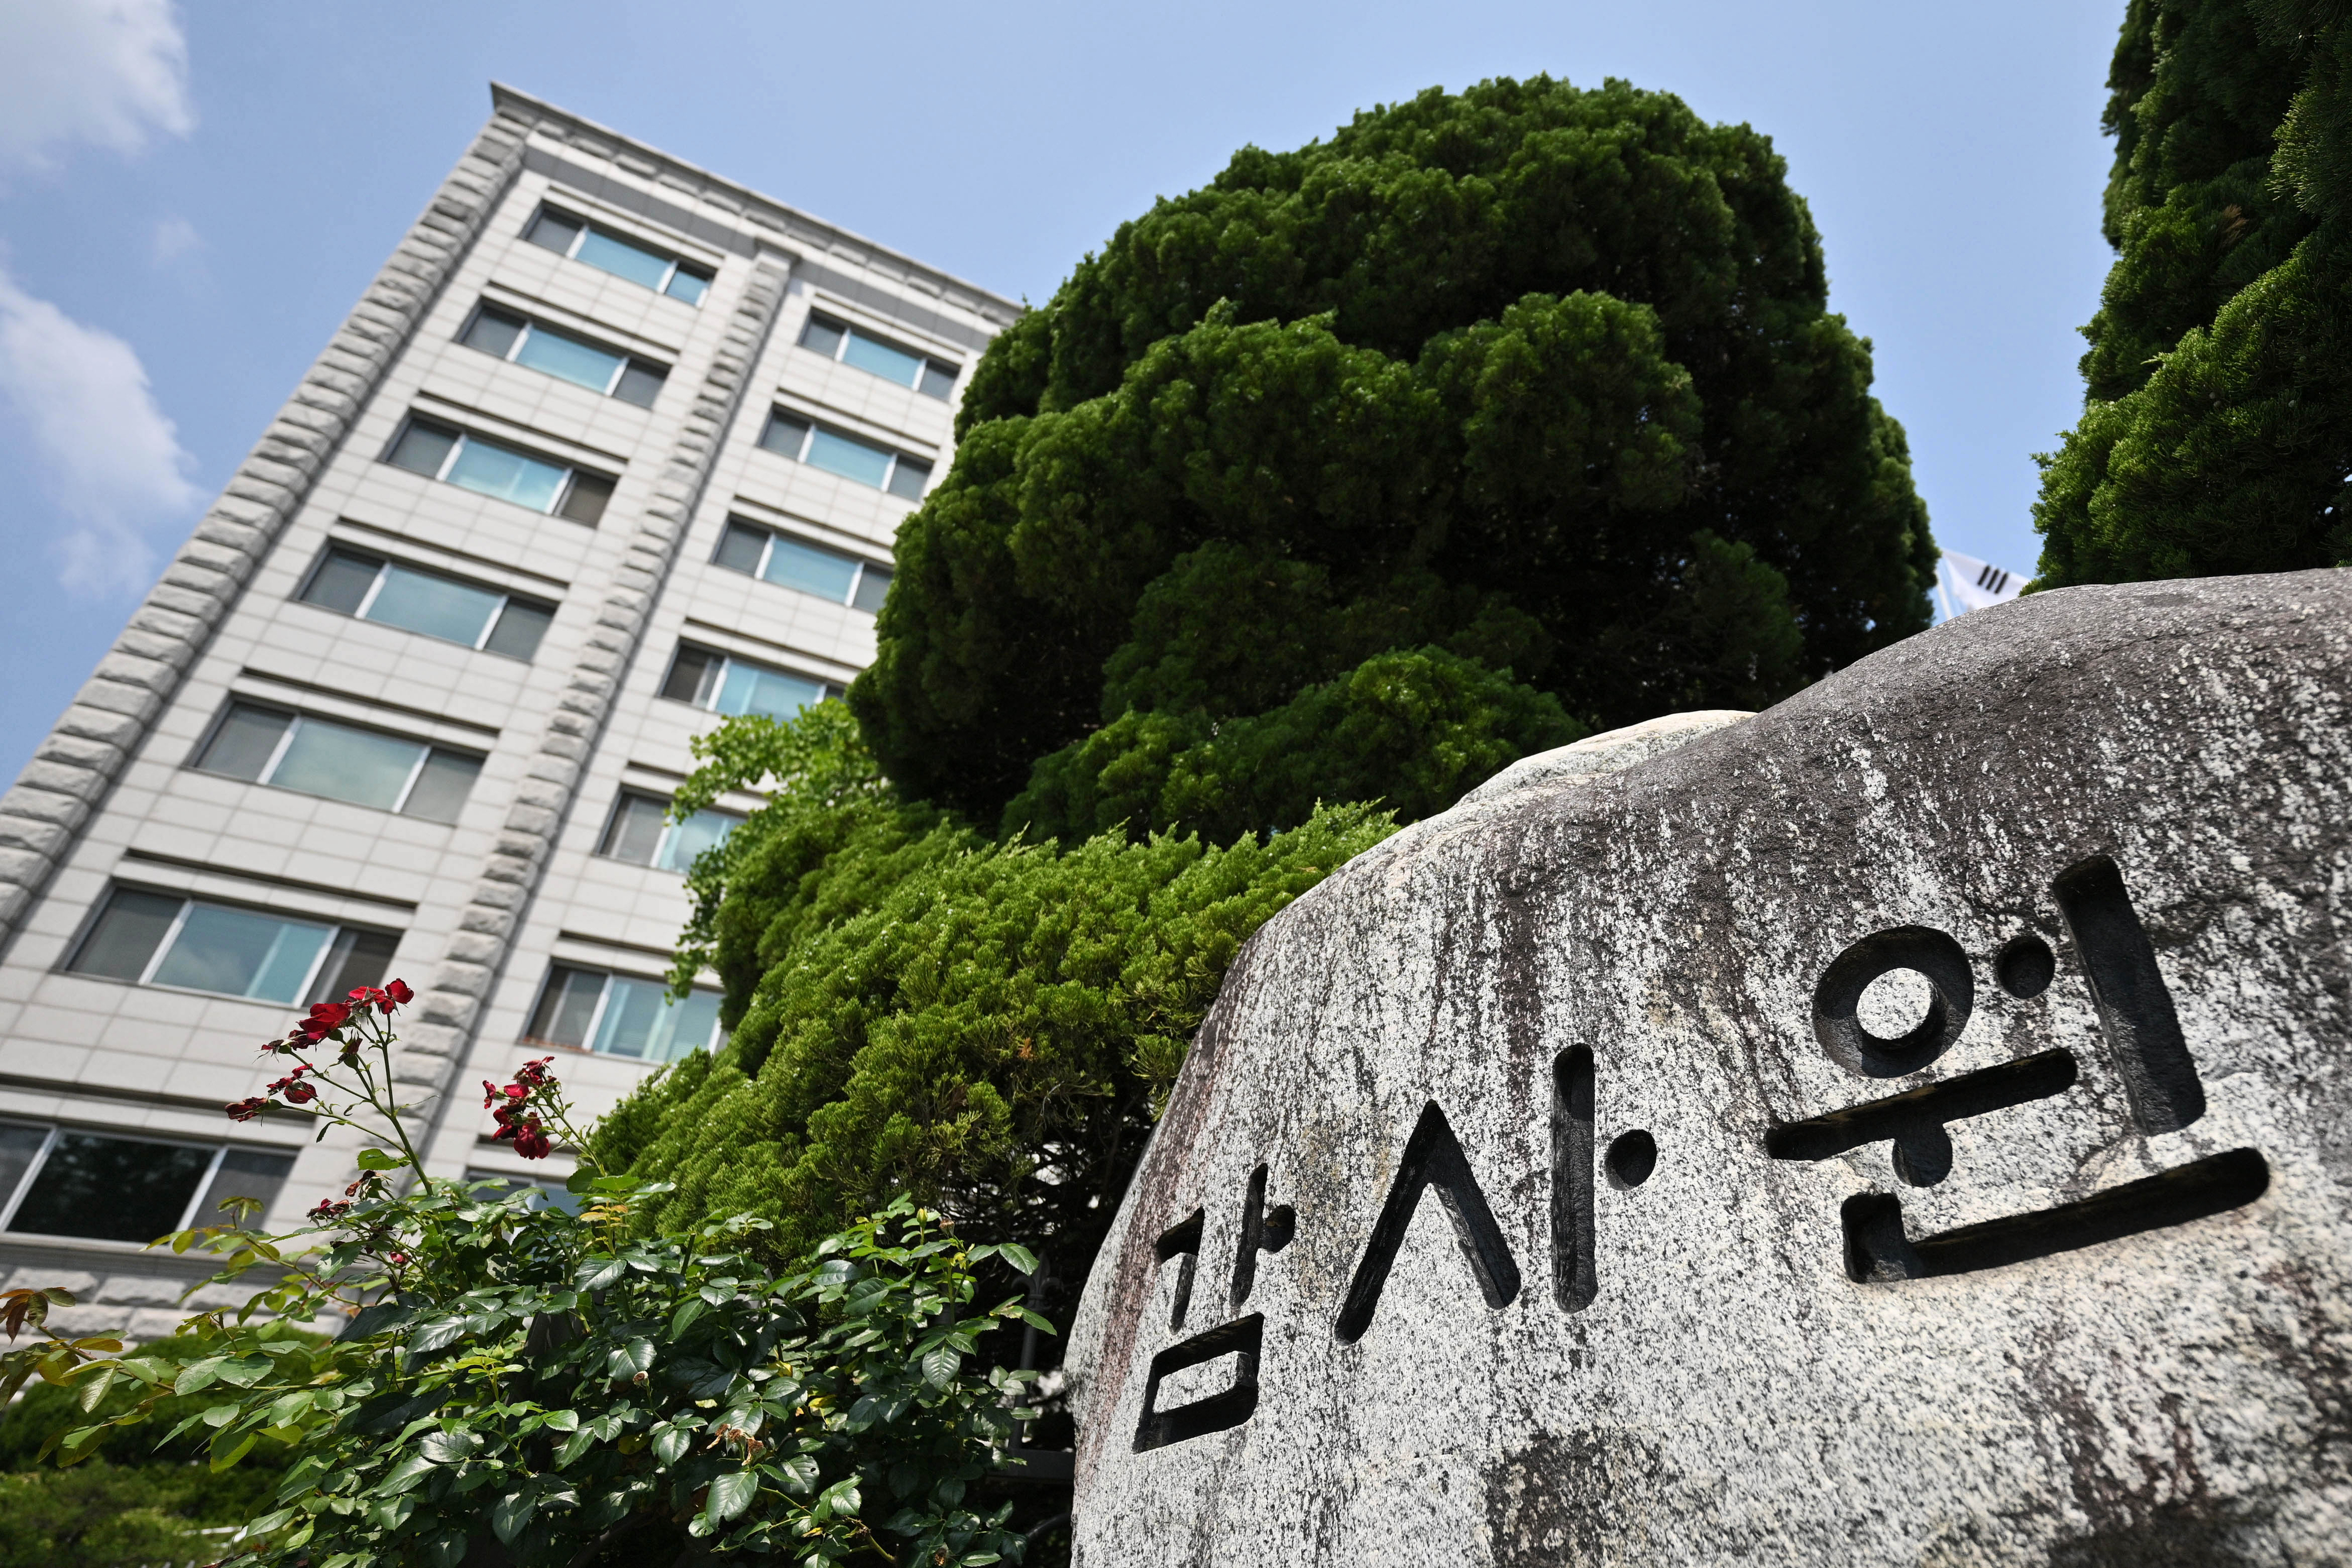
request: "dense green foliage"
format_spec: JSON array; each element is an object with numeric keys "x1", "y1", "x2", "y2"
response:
[
  {"x1": 2035, "y1": 0, "x2": 2352, "y2": 584},
  {"x1": 605, "y1": 708, "x2": 1395, "y2": 1286},
  {"x1": 0, "y1": 1340, "x2": 286, "y2": 1567},
  {"x1": 853, "y1": 75, "x2": 1935, "y2": 834},
  {"x1": 12, "y1": 998, "x2": 1052, "y2": 1567}
]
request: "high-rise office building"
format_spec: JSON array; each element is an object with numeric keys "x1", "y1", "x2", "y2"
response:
[{"x1": 0, "y1": 88, "x2": 1019, "y2": 1333}]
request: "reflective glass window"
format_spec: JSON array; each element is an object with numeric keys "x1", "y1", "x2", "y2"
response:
[
  {"x1": 268, "y1": 720, "x2": 424, "y2": 811},
  {"x1": 527, "y1": 967, "x2": 607, "y2": 1049},
  {"x1": 365, "y1": 563, "x2": 504, "y2": 647},
  {"x1": 851, "y1": 564, "x2": 893, "y2": 613},
  {"x1": 461, "y1": 305, "x2": 526, "y2": 358},
  {"x1": 514, "y1": 325, "x2": 625, "y2": 393},
  {"x1": 665, "y1": 267, "x2": 711, "y2": 305},
  {"x1": 386, "y1": 421, "x2": 458, "y2": 476},
  {"x1": 760, "y1": 413, "x2": 810, "y2": 458},
  {"x1": 65, "y1": 889, "x2": 183, "y2": 981},
  {"x1": 150, "y1": 904, "x2": 332, "y2": 1003},
  {"x1": 0, "y1": 1125, "x2": 48, "y2": 1218},
  {"x1": 195, "y1": 704, "x2": 292, "y2": 781},
  {"x1": 573, "y1": 226, "x2": 671, "y2": 290},
  {"x1": 446, "y1": 436, "x2": 567, "y2": 512},
  {"x1": 762, "y1": 535, "x2": 859, "y2": 601},
  {"x1": 482, "y1": 600, "x2": 554, "y2": 661},
  {"x1": 401, "y1": 752, "x2": 482, "y2": 825},
  {"x1": 525, "y1": 210, "x2": 584, "y2": 255},
  {"x1": 302, "y1": 547, "x2": 381, "y2": 614},
  {"x1": 557, "y1": 473, "x2": 613, "y2": 526},
  {"x1": 614, "y1": 362, "x2": 666, "y2": 407},
  {"x1": 188, "y1": 1149, "x2": 296, "y2": 1228},
  {"x1": 713, "y1": 520, "x2": 766, "y2": 574},
  {"x1": 599, "y1": 793, "x2": 669, "y2": 865},
  {"x1": 590, "y1": 977, "x2": 722, "y2": 1063},
  {"x1": 654, "y1": 808, "x2": 740, "y2": 874},
  {"x1": 841, "y1": 332, "x2": 924, "y2": 387},
  {"x1": 7, "y1": 1133, "x2": 213, "y2": 1243},
  {"x1": 715, "y1": 661, "x2": 826, "y2": 721},
  {"x1": 804, "y1": 427, "x2": 893, "y2": 489},
  {"x1": 886, "y1": 456, "x2": 931, "y2": 499}
]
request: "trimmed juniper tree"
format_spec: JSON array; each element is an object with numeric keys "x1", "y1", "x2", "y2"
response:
[
  {"x1": 2034, "y1": 0, "x2": 2352, "y2": 586},
  {"x1": 852, "y1": 76, "x2": 1935, "y2": 840}
]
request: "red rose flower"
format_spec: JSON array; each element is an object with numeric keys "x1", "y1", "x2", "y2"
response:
[
  {"x1": 514, "y1": 1128, "x2": 552, "y2": 1160},
  {"x1": 226, "y1": 1097, "x2": 266, "y2": 1122},
  {"x1": 283, "y1": 1082, "x2": 318, "y2": 1105},
  {"x1": 385, "y1": 979, "x2": 413, "y2": 1006}
]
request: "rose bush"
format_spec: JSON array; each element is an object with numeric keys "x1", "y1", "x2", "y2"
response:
[{"x1": 2, "y1": 987, "x2": 1055, "y2": 1566}]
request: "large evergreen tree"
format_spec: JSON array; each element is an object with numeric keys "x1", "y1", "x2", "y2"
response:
[
  {"x1": 2034, "y1": 0, "x2": 2352, "y2": 585},
  {"x1": 852, "y1": 76, "x2": 1934, "y2": 839}
]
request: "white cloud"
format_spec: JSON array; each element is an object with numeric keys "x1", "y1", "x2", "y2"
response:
[
  {"x1": 0, "y1": 0, "x2": 193, "y2": 170},
  {"x1": 150, "y1": 214, "x2": 200, "y2": 264},
  {"x1": 0, "y1": 266, "x2": 201, "y2": 593}
]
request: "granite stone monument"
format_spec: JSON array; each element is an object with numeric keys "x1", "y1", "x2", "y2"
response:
[{"x1": 1061, "y1": 570, "x2": 2351, "y2": 1565}]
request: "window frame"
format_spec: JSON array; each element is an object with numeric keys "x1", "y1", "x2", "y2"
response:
[
  {"x1": 381, "y1": 416, "x2": 616, "y2": 523},
  {"x1": 0, "y1": 1120, "x2": 296, "y2": 1240},
  {"x1": 457, "y1": 302, "x2": 669, "y2": 406},
  {"x1": 711, "y1": 519, "x2": 891, "y2": 611},
  {"x1": 523, "y1": 965, "x2": 724, "y2": 1063},
  {"x1": 797, "y1": 312, "x2": 961, "y2": 399},
  {"x1": 298, "y1": 545, "x2": 556, "y2": 660},
  {"x1": 189, "y1": 700, "x2": 483, "y2": 821},
  {"x1": 62, "y1": 885, "x2": 399, "y2": 1008},
  {"x1": 757, "y1": 410, "x2": 933, "y2": 499},
  {"x1": 525, "y1": 205, "x2": 714, "y2": 303}
]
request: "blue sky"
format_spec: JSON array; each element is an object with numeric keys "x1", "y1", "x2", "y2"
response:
[{"x1": 0, "y1": 0, "x2": 2120, "y2": 783}]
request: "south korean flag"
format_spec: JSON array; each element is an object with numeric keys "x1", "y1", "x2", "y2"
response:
[{"x1": 1936, "y1": 549, "x2": 2027, "y2": 620}]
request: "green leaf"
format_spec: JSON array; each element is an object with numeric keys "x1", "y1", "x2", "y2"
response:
[
  {"x1": 576, "y1": 1258, "x2": 628, "y2": 1291},
  {"x1": 491, "y1": 1488, "x2": 537, "y2": 1544},
  {"x1": 405, "y1": 1318, "x2": 469, "y2": 1355},
  {"x1": 704, "y1": 1469, "x2": 759, "y2": 1524},
  {"x1": 354, "y1": 1148, "x2": 407, "y2": 1171},
  {"x1": 564, "y1": 1166, "x2": 601, "y2": 1195},
  {"x1": 555, "y1": 1427, "x2": 596, "y2": 1468},
  {"x1": 996, "y1": 1242, "x2": 1038, "y2": 1274},
  {"x1": 652, "y1": 1424, "x2": 692, "y2": 1465},
  {"x1": 921, "y1": 1346, "x2": 960, "y2": 1388},
  {"x1": 540, "y1": 1408, "x2": 581, "y2": 1432},
  {"x1": 209, "y1": 1430, "x2": 259, "y2": 1471},
  {"x1": 418, "y1": 1429, "x2": 483, "y2": 1464},
  {"x1": 422, "y1": 1527, "x2": 469, "y2": 1568},
  {"x1": 380, "y1": 1452, "x2": 437, "y2": 1494},
  {"x1": 72, "y1": 1365, "x2": 118, "y2": 1412},
  {"x1": 670, "y1": 1297, "x2": 709, "y2": 1337}
]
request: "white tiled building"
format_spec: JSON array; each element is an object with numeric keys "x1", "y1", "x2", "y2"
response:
[{"x1": 0, "y1": 87, "x2": 1018, "y2": 1333}]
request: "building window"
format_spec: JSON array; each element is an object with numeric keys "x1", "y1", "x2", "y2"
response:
[
  {"x1": 526, "y1": 966, "x2": 721, "y2": 1063},
  {"x1": 0, "y1": 1123, "x2": 296, "y2": 1245},
  {"x1": 659, "y1": 644, "x2": 840, "y2": 722},
  {"x1": 712, "y1": 520, "x2": 890, "y2": 612},
  {"x1": 383, "y1": 416, "x2": 614, "y2": 524},
  {"x1": 459, "y1": 303, "x2": 667, "y2": 407},
  {"x1": 300, "y1": 546, "x2": 554, "y2": 660},
  {"x1": 523, "y1": 206, "x2": 711, "y2": 305},
  {"x1": 599, "y1": 791, "x2": 744, "y2": 873},
  {"x1": 799, "y1": 313, "x2": 958, "y2": 399},
  {"x1": 193, "y1": 702, "x2": 483, "y2": 823},
  {"x1": 65, "y1": 887, "x2": 399, "y2": 1007},
  {"x1": 758, "y1": 412, "x2": 932, "y2": 500}
]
